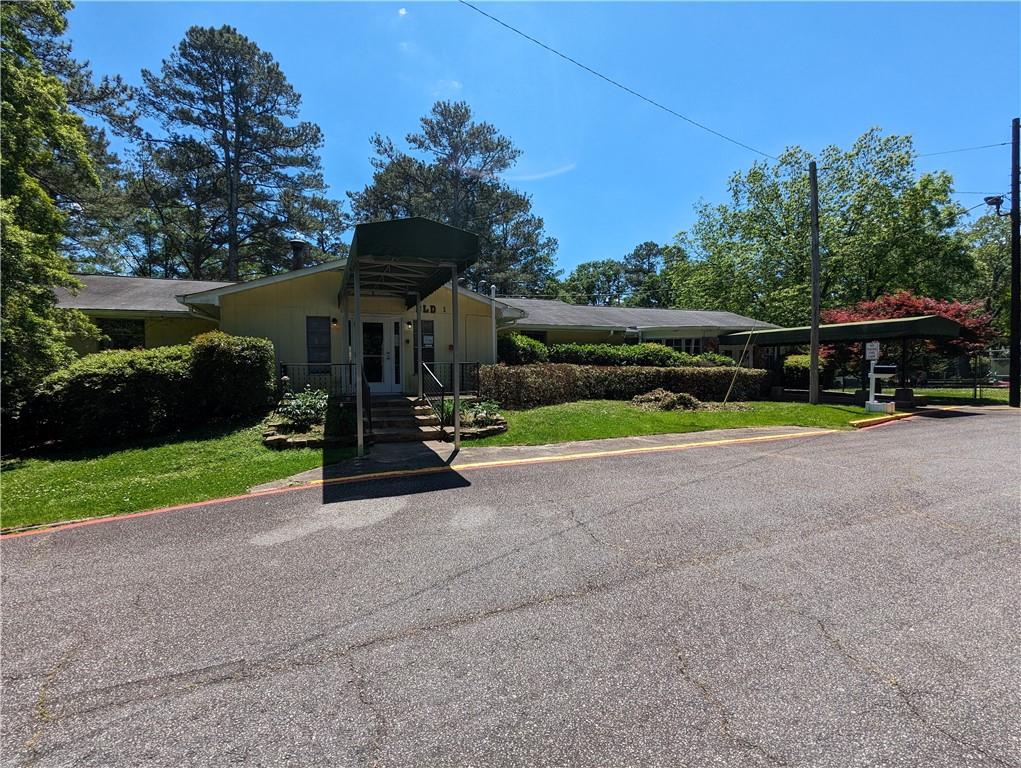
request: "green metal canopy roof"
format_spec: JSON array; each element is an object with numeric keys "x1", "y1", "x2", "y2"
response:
[
  {"x1": 718, "y1": 315, "x2": 962, "y2": 346},
  {"x1": 345, "y1": 217, "x2": 480, "y2": 308}
]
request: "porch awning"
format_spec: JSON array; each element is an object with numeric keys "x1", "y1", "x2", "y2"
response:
[
  {"x1": 345, "y1": 217, "x2": 480, "y2": 308},
  {"x1": 718, "y1": 315, "x2": 962, "y2": 346}
]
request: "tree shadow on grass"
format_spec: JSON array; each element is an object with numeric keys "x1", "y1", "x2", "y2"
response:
[{"x1": 4, "y1": 414, "x2": 269, "y2": 464}]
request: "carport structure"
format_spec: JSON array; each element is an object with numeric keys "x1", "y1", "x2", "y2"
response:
[
  {"x1": 720, "y1": 315, "x2": 963, "y2": 405},
  {"x1": 339, "y1": 218, "x2": 481, "y2": 455}
]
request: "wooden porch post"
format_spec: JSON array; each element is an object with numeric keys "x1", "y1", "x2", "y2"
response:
[
  {"x1": 353, "y1": 260, "x2": 364, "y2": 457},
  {"x1": 414, "y1": 292, "x2": 423, "y2": 400},
  {"x1": 451, "y1": 268, "x2": 460, "y2": 450}
]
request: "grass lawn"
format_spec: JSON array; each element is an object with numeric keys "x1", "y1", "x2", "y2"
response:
[
  {"x1": 468, "y1": 400, "x2": 874, "y2": 447},
  {"x1": 920, "y1": 387, "x2": 1009, "y2": 405},
  {"x1": 1, "y1": 422, "x2": 354, "y2": 531}
]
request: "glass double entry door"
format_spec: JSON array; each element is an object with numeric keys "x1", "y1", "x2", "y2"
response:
[{"x1": 361, "y1": 317, "x2": 403, "y2": 394}]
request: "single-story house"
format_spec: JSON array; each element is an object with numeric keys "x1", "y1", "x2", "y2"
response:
[
  {"x1": 498, "y1": 298, "x2": 776, "y2": 356},
  {"x1": 56, "y1": 218, "x2": 774, "y2": 400}
]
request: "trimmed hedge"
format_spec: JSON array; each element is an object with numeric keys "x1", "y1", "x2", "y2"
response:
[
  {"x1": 29, "y1": 331, "x2": 276, "y2": 447},
  {"x1": 497, "y1": 333, "x2": 549, "y2": 365},
  {"x1": 547, "y1": 341, "x2": 731, "y2": 368},
  {"x1": 479, "y1": 363, "x2": 768, "y2": 409}
]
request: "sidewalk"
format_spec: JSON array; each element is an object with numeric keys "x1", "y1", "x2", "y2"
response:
[{"x1": 249, "y1": 425, "x2": 832, "y2": 493}]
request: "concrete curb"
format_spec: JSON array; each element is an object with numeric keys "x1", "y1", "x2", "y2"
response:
[{"x1": 1, "y1": 428, "x2": 834, "y2": 540}]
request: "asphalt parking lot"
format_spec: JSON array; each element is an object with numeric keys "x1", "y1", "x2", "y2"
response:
[{"x1": 2, "y1": 409, "x2": 1019, "y2": 767}]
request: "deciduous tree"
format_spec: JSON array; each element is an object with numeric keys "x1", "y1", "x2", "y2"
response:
[
  {"x1": 1, "y1": 0, "x2": 101, "y2": 420},
  {"x1": 666, "y1": 129, "x2": 972, "y2": 326}
]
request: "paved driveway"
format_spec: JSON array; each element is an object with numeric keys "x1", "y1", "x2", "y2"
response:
[{"x1": 2, "y1": 410, "x2": 1019, "y2": 767}]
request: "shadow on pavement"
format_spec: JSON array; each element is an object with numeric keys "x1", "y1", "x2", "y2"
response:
[
  {"x1": 912, "y1": 408, "x2": 984, "y2": 419},
  {"x1": 321, "y1": 440, "x2": 469, "y2": 505}
]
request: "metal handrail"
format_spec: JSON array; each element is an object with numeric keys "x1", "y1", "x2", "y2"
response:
[
  {"x1": 423, "y1": 361, "x2": 481, "y2": 396},
  {"x1": 360, "y1": 368, "x2": 372, "y2": 435},
  {"x1": 421, "y1": 362, "x2": 446, "y2": 423}
]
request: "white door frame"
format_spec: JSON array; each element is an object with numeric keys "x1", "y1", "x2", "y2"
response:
[{"x1": 360, "y1": 315, "x2": 403, "y2": 394}]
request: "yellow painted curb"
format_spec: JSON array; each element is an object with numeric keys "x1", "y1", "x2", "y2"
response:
[
  {"x1": 309, "y1": 428, "x2": 837, "y2": 490},
  {"x1": 850, "y1": 404, "x2": 969, "y2": 429}
]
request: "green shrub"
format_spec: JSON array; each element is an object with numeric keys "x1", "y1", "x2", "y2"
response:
[
  {"x1": 31, "y1": 345, "x2": 195, "y2": 446},
  {"x1": 277, "y1": 386, "x2": 329, "y2": 429},
  {"x1": 191, "y1": 331, "x2": 275, "y2": 418},
  {"x1": 782, "y1": 353, "x2": 835, "y2": 389},
  {"x1": 497, "y1": 333, "x2": 549, "y2": 365},
  {"x1": 479, "y1": 363, "x2": 768, "y2": 409},
  {"x1": 698, "y1": 351, "x2": 737, "y2": 366},
  {"x1": 631, "y1": 388, "x2": 702, "y2": 411},
  {"x1": 27, "y1": 332, "x2": 277, "y2": 448}
]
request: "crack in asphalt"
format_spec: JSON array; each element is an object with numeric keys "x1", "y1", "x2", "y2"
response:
[
  {"x1": 674, "y1": 652, "x2": 789, "y2": 766},
  {"x1": 815, "y1": 619, "x2": 1019, "y2": 768},
  {"x1": 32, "y1": 489, "x2": 991, "y2": 736},
  {"x1": 727, "y1": 575, "x2": 1017, "y2": 768},
  {"x1": 22, "y1": 632, "x2": 86, "y2": 762},
  {"x1": 346, "y1": 655, "x2": 388, "y2": 768}
]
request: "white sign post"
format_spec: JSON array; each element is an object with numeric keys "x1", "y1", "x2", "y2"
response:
[{"x1": 864, "y1": 341, "x2": 894, "y2": 414}]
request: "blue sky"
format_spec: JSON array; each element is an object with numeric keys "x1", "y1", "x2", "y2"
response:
[{"x1": 67, "y1": 1, "x2": 1019, "y2": 275}]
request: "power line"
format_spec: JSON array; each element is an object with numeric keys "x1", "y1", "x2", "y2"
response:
[
  {"x1": 457, "y1": 0, "x2": 778, "y2": 161},
  {"x1": 917, "y1": 142, "x2": 1009, "y2": 158}
]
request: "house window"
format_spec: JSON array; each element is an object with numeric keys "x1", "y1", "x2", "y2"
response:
[
  {"x1": 413, "y1": 320, "x2": 435, "y2": 368},
  {"x1": 660, "y1": 337, "x2": 702, "y2": 355},
  {"x1": 306, "y1": 316, "x2": 331, "y2": 373},
  {"x1": 520, "y1": 330, "x2": 548, "y2": 344},
  {"x1": 97, "y1": 318, "x2": 145, "y2": 350}
]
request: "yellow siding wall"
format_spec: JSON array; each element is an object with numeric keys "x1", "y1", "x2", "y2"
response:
[
  {"x1": 145, "y1": 317, "x2": 217, "y2": 347},
  {"x1": 219, "y1": 274, "x2": 495, "y2": 393}
]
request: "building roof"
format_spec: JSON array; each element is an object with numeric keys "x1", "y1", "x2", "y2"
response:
[
  {"x1": 500, "y1": 298, "x2": 776, "y2": 333},
  {"x1": 719, "y1": 315, "x2": 962, "y2": 346},
  {"x1": 56, "y1": 274, "x2": 234, "y2": 317}
]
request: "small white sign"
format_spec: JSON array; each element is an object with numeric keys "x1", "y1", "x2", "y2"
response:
[{"x1": 865, "y1": 341, "x2": 881, "y2": 361}]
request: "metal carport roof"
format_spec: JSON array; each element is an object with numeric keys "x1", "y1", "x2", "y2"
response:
[{"x1": 718, "y1": 315, "x2": 962, "y2": 346}]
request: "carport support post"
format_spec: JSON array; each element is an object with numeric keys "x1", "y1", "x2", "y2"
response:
[
  {"x1": 353, "y1": 260, "x2": 364, "y2": 457},
  {"x1": 414, "y1": 292, "x2": 422, "y2": 399},
  {"x1": 808, "y1": 160, "x2": 821, "y2": 405},
  {"x1": 451, "y1": 266, "x2": 461, "y2": 450},
  {"x1": 1009, "y1": 116, "x2": 1020, "y2": 408},
  {"x1": 490, "y1": 284, "x2": 498, "y2": 364}
]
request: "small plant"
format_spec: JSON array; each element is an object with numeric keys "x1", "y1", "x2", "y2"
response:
[
  {"x1": 277, "y1": 386, "x2": 329, "y2": 429},
  {"x1": 441, "y1": 399, "x2": 503, "y2": 426},
  {"x1": 631, "y1": 388, "x2": 702, "y2": 411},
  {"x1": 464, "y1": 400, "x2": 502, "y2": 427}
]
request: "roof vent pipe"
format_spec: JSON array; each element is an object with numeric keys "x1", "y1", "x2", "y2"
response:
[{"x1": 289, "y1": 239, "x2": 307, "y2": 271}]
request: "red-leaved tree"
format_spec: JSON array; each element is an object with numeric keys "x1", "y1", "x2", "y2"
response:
[{"x1": 822, "y1": 291, "x2": 996, "y2": 356}]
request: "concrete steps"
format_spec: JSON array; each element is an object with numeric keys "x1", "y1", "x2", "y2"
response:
[{"x1": 367, "y1": 396, "x2": 446, "y2": 443}]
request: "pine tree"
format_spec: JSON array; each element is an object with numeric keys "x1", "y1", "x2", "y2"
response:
[{"x1": 140, "y1": 25, "x2": 338, "y2": 279}]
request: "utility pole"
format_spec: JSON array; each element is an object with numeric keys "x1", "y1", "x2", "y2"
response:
[
  {"x1": 1010, "y1": 117, "x2": 1020, "y2": 408},
  {"x1": 809, "y1": 160, "x2": 821, "y2": 405}
]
